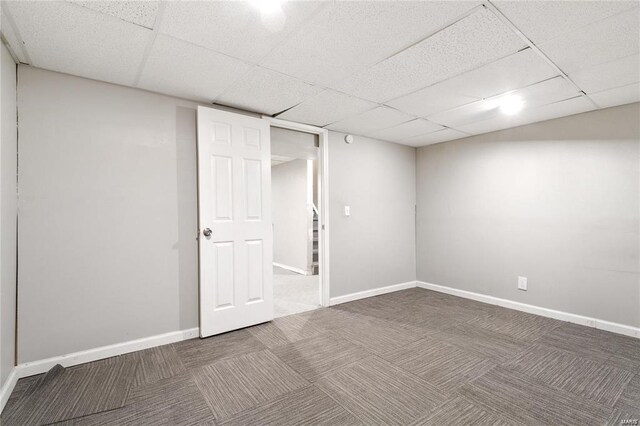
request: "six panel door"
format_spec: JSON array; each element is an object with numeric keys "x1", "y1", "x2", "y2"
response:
[{"x1": 197, "y1": 106, "x2": 273, "y2": 337}]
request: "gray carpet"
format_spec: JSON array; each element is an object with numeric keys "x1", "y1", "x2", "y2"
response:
[
  {"x1": 193, "y1": 350, "x2": 308, "y2": 419},
  {"x1": 409, "y1": 396, "x2": 513, "y2": 426},
  {"x1": 315, "y1": 356, "x2": 449, "y2": 425},
  {"x1": 459, "y1": 366, "x2": 612, "y2": 425},
  {"x1": 2, "y1": 287, "x2": 639, "y2": 425},
  {"x1": 3, "y1": 360, "x2": 137, "y2": 425}
]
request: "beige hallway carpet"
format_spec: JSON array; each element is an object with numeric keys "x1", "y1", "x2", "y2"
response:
[{"x1": 273, "y1": 265, "x2": 320, "y2": 318}]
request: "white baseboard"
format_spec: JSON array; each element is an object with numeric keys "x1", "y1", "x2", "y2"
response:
[
  {"x1": 330, "y1": 281, "x2": 417, "y2": 306},
  {"x1": 2, "y1": 278, "x2": 636, "y2": 416},
  {"x1": 273, "y1": 262, "x2": 309, "y2": 276},
  {"x1": 15, "y1": 327, "x2": 199, "y2": 380},
  {"x1": 417, "y1": 281, "x2": 640, "y2": 339},
  {"x1": 0, "y1": 367, "x2": 18, "y2": 414}
]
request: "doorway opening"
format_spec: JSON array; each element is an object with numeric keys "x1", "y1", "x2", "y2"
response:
[{"x1": 266, "y1": 118, "x2": 329, "y2": 317}]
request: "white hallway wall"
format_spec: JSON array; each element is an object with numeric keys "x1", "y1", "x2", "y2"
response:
[
  {"x1": 416, "y1": 103, "x2": 640, "y2": 328},
  {"x1": 271, "y1": 159, "x2": 310, "y2": 274},
  {"x1": 1, "y1": 42, "x2": 18, "y2": 391},
  {"x1": 16, "y1": 66, "x2": 417, "y2": 363}
]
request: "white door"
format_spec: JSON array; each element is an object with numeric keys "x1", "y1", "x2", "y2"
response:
[{"x1": 197, "y1": 106, "x2": 273, "y2": 337}]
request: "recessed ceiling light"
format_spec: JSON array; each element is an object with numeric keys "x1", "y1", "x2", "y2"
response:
[
  {"x1": 249, "y1": 0, "x2": 286, "y2": 32},
  {"x1": 249, "y1": 0, "x2": 284, "y2": 15},
  {"x1": 499, "y1": 95, "x2": 524, "y2": 115}
]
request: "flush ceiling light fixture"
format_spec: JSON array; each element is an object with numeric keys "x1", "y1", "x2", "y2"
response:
[
  {"x1": 249, "y1": 0, "x2": 286, "y2": 32},
  {"x1": 249, "y1": 0, "x2": 284, "y2": 14},
  {"x1": 498, "y1": 94, "x2": 524, "y2": 115}
]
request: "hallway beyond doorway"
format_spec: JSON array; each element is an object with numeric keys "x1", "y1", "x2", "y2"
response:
[{"x1": 273, "y1": 266, "x2": 320, "y2": 318}]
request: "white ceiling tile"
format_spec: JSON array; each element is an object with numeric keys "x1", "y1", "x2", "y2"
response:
[
  {"x1": 261, "y1": 1, "x2": 480, "y2": 87},
  {"x1": 493, "y1": 1, "x2": 638, "y2": 45},
  {"x1": 160, "y1": 1, "x2": 325, "y2": 64},
  {"x1": 68, "y1": 1, "x2": 159, "y2": 29},
  {"x1": 428, "y1": 77, "x2": 581, "y2": 128},
  {"x1": 402, "y1": 128, "x2": 469, "y2": 147},
  {"x1": 386, "y1": 80, "x2": 480, "y2": 118},
  {"x1": 365, "y1": 119, "x2": 444, "y2": 143},
  {"x1": 216, "y1": 66, "x2": 322, "y2": 115},
  {"x1": 4, "y1": 0, "x2": 151, "y2": 86},
  {"x1": 539, "y1": 8, "x2": 640, "y2": 74},
  {"x1": 333, "y1": 8, "x2": 526, "y2": 103},
  {"x1": 569, "y1": 54, "x2": 640, "y2": 94},
  {"x1": 589, "y1": 83, "x2": 640, "y2": 108},
  {"x1": 386, "y1": 48, "x2": 558, "y2": 117},
  {"x1": 277, "y1": 90, "x2": 376, "y2": 127},
  {"x1": 455, "y1": 96, "x2": 596, "y2": 135},
  {"x1": 452, "y1": 115, "x2": 516, "y2": 136},
  {"x1": 137, "y1": 34, "x2": 252, "y2": 103},
  {"x1": 325, "y1": 107, "x2": 414, "y2": 135},
  {"x1": 443, "y1": 48, "x2": 559, "y2": 99}
]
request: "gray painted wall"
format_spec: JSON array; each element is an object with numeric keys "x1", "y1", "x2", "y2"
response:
[
  {"x1": 1, "y1": 42, "x2": 17, "y2": 385},
  {"x1": 416, "y1": 103, "x2": 640, "y2": 327},
  {"x1": 329, "y1": 132, "x2": 417, "y2": 297},
  {"x1": 17, "y1": 66, "x2": 418, "y2": 362},
  {"x1": 17, "y1": 66, "x2": 201, "y2": 363},
  {"x1": 272, "y1": 159, "x2": 310, "y2": 273}
]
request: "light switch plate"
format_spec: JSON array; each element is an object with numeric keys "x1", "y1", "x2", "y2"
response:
[
  {"x1": 518, "y1": 276, "x2": 528, "y2": 291},
  {"x1": 344, "y1": 206, "x2": 350, "y2": 216}
]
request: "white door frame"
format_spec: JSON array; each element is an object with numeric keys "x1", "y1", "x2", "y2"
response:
[{"x1": 263, "y1": 116, "x2": 330, "y2": 307}]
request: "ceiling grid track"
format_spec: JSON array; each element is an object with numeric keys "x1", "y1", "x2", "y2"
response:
[
  {"x1": 5, "y1": 1, "x2": 637, "y2": 146},
  {"x1": 368, "y1": 4, "x2": 486, "y2": 69},
  {"x1": 212, "y1": 1, "x2": 332, "y2": 106},
  {"x1": 0, "y1": 3, "x2": 31, "y2": 65},
  {"x1": 0, "y1": 33, "x2": 20, "y2": 64},
  {"x1": 483, "y1": 1, "x2": 601, "y2": 109},
  {"x1": 378, "y1": 11, "x2": 526, "y2": 106},
  {"x1": 363, "y1": 5, "x2": 500, "y2": 105},
  {"x1": 261, "y1": 3, "x2": 488, "y2": 126},
  {"x1": 214, "y1": 0, "x2": 565, "y2": 132},
  {"x1": 132, "y1": 1, "x2": 166, "y2": 88}
]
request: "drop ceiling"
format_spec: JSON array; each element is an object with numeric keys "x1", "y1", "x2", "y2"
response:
[{"x1": 1, "y1": 0, "x2": 638, "y2": 147}]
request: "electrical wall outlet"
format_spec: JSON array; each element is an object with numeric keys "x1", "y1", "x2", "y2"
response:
[{"x1": 518, "y1": 276, "x2": 528, "y2": 291}]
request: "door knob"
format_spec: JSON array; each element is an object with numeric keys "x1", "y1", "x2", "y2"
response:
[{"x1": 203, "y1": 228, "x2": 212, "y2": 237}]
